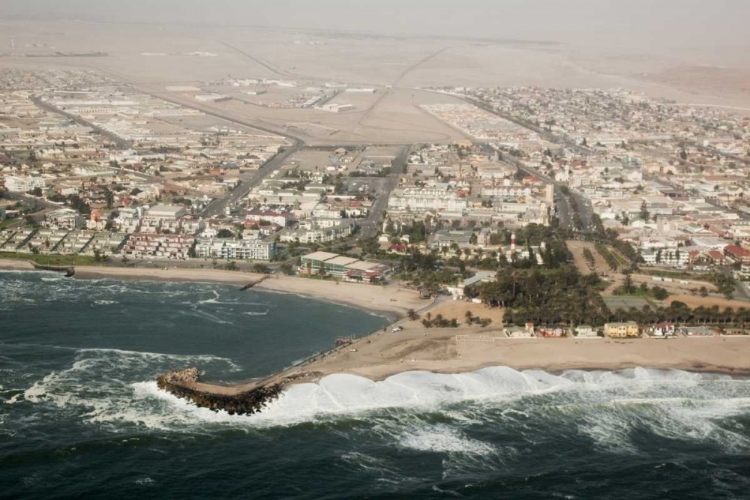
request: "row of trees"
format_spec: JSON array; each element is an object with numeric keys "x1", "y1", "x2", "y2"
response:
[
  {"x1": 611, "y1": 239, "x2": 641, "y2": 266},
  {"x1": 583, "y1": 248, "x2": 595, "y2": 270},
  {"x1": 595, "y1": 243, "x2": 619, "y2": 271},
  {"x1": 422, "y1": 314, "x2": 459, "y2": 328},
  {"x1": 609, "y1": 301, "x2": 750, "y2": 327}
]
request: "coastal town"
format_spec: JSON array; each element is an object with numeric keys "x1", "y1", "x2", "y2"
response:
[
  {"x1": 4, "y1": 7, "x2": 750, "y2": 499},
  {"x1": 2, "y1": 68, "x2": 750, "y2": 347}
]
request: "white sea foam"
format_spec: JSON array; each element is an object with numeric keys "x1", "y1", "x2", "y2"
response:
[
  {"x1": 398, "y1": 425, "x2": 495, "y2": 454},
  {"x1": 242, "y1": 311, "x2": 268, "y2": 316},
  {"x1": 14, "y1": 347, "x2": 243, "y2": 432},
  {"x1": 15, "y1": 356, "x2": 750, "y2": 456}
]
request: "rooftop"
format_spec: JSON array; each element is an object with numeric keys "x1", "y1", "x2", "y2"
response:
[{"x1": 303, "y1": 251, "x2": 339, "y2": 262}]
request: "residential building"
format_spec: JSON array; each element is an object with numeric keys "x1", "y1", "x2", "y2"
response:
[
  {"x1": 574, "y1": 325, "x2": 598, "y2": 337},
  {"x1": 4, "y1": 176, "x2": 45, "y2": 192},
  {"x1": 195, "y1": 238, "x2": 275, "y2": 261},
  {"x1": 604, "y1": 321, "x2": 640, "y2": 338}
]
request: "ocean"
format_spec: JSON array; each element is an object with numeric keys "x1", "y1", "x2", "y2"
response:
[{"x1": 1, "y1": 271, "x2": 750, "y2": 499}]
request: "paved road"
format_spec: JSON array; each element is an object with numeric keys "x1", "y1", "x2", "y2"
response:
[
  {"x1": 357, "y1": 145, "x2": 410, "y2": 239},
  {"x1": 201, "y1": 143, "x2": 304, "y2": 217},
  {"x1": 128, "y1": 83, "x2": 308, "y2": 218}
]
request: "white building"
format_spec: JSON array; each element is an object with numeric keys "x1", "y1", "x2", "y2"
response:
[
  {"x1": 4, "y1": 176, "x2": 45, "y2": 192},
  {"x1": 45, "y1": 208, "x2": 83, "y2": 230},
  {"x1": 195, "y1": 238, "x2": 275, "y2": 261}
]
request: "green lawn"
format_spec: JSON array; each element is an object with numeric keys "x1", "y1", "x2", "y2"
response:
[{"x1": 0, "y1": 252, "x2": 99, "y2": 266}]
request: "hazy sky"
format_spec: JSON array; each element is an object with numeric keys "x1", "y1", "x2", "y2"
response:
[{"x1": 4, "y1": 0, "x2": 749, "y2": 49}]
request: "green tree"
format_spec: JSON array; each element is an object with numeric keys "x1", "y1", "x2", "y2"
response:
[
  {"x1": 640, "y1": 201, "x2": 650, "y2": 221},
  {"x1": 279, "y1": 262, "x2": 294, "y2": 275},
  {"x1": 103, "y1": 186, "x2": 114, "y2": 209},
  {"x1": 252, "y1": 263, "x2": 270, "y2": 274}
]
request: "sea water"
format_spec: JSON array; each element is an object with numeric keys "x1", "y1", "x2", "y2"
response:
[{"x1": 2, "y1": 271, "x2": 750, "y2": 499}]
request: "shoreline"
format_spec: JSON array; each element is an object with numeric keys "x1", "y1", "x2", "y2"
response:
[
  {"x1": 5, "y1": 258, "x2": 750, "y2": 408},
  {"x1": 168, "y1": 325, "x2": 750, "y2": 401},
  {"x1": 0, "y1": 259, "x2": 425, "y2": 319}
]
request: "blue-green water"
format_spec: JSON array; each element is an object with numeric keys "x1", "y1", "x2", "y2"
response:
[{"x1": 2, "y1": 271, "x2": 750, "y2": 499}]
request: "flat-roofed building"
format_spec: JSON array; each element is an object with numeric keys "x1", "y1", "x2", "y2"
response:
[
  {"x1": 4, "y1": 175, "x2": 45, "y2": 192},
  {"x1": 195, "y1": 238, "x2": 275, "y2": 261},
  {"x1": 604, "y1": 321, "x2": 640, "y2": 338},
  {"x1": 146, "y1": 205, "x2": 187, "y2": 220},
  {"x1": 300, "y1": 251, "x2": 338, "y2": 274},
  {"x1": 321, "y1": 255, "x2": 360, "y2": 276},
  {"x1": 300, "y1": 251, "x2": 388, "y2": 281}
]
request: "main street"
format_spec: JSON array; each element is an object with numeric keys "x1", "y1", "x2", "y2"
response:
[
  {"x1": 201, "y1": 141, "x2": 303, "y2": 218},
  {"x1": 357, "y1": 145, "x2": 410, "y2": 239}
]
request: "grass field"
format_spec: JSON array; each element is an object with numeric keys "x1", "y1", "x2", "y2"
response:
[
  {"x1": 0, "y1": 252, "x2": 99, "y2": 266},
  {"x1": 603, "y1": 296, "x2": 649, "y2": 311}
]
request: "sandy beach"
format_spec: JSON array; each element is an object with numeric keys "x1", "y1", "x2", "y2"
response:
[
  {"x1": 0, "y1": 258, "x2": 35, "y2": 271},
  {"x1": 0, "y1": 259, "x2": 428, "y2": 318},
  {"x1": 186, "y1": 312, "x2": 750, "y2": 396},
  {"x1": 4, "y1": 258, "x2": 749, "y2": 388}
]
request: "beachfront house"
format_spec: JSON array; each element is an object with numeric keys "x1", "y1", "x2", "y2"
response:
[
  {"x1": 721, "y1": 328, "x2": 749, "y2": 336},
  {"x1": 574, "y1": 325, "x2": 598, "y2": 338},
  {"x1": 604, "y1": 321, "x2": 640, "y2": 338},
  {"x1": 503, "y1": 322, "x2": 535, "y2": 338},
  {"x1": 645, "y1": 322, "x2": 676, "y2": 338},
  {"x1": 537, "y1": 325, "x2": 566, "y2": 338},
  {"x1": 679, "y1": 326, "x2": 717, "y2": 337}
]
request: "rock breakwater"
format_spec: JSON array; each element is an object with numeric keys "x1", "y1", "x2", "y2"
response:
[{"x1": 156, "y1": 367, "x2": 283, "y2": 416}]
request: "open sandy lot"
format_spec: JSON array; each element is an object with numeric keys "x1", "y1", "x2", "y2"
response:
[
  {"x1": 427, "y1": 300, "x2": 506, "y2": 326},
  {"x1": 667, "y1": 295, "x2": 750, "y2": 311}
]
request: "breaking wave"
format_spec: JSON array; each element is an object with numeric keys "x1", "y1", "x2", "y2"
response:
[
  {"x1": 120, "y1": 366, "x2": 750, "y2": 455},
  {"x1": 8, "y1": 331, "x2": 750, "y2": 454}
]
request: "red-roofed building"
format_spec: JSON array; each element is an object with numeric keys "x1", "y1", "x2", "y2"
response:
[
  {"x1": 388, "y1": 243, "x2": 408, "y2": 254},
  {"x1": 724, "y1": 245, "x2": 750, "y2": 263},
  {"x1": 708, "y1": 250, "x2": 726, "y2": 264}
]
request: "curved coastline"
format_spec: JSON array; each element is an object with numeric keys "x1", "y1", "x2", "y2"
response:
[{"x1": 4, "y1": 260, "x2": 750, "y2": 415}]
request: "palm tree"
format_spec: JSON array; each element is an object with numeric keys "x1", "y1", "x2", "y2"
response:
[{"x1": 407, "y1": 309, "x2": 419, "y2": 321}]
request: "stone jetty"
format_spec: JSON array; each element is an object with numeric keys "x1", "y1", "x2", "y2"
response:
[
  {"x1": 156, "y1": 367, "x2": 284, "y2": 416},
  {"x1": 239, "y1": 275, "x2": 269, "y2": 290},
  {"x1": 31, "y1": 262, "x2": 75, "y2": 277}
]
